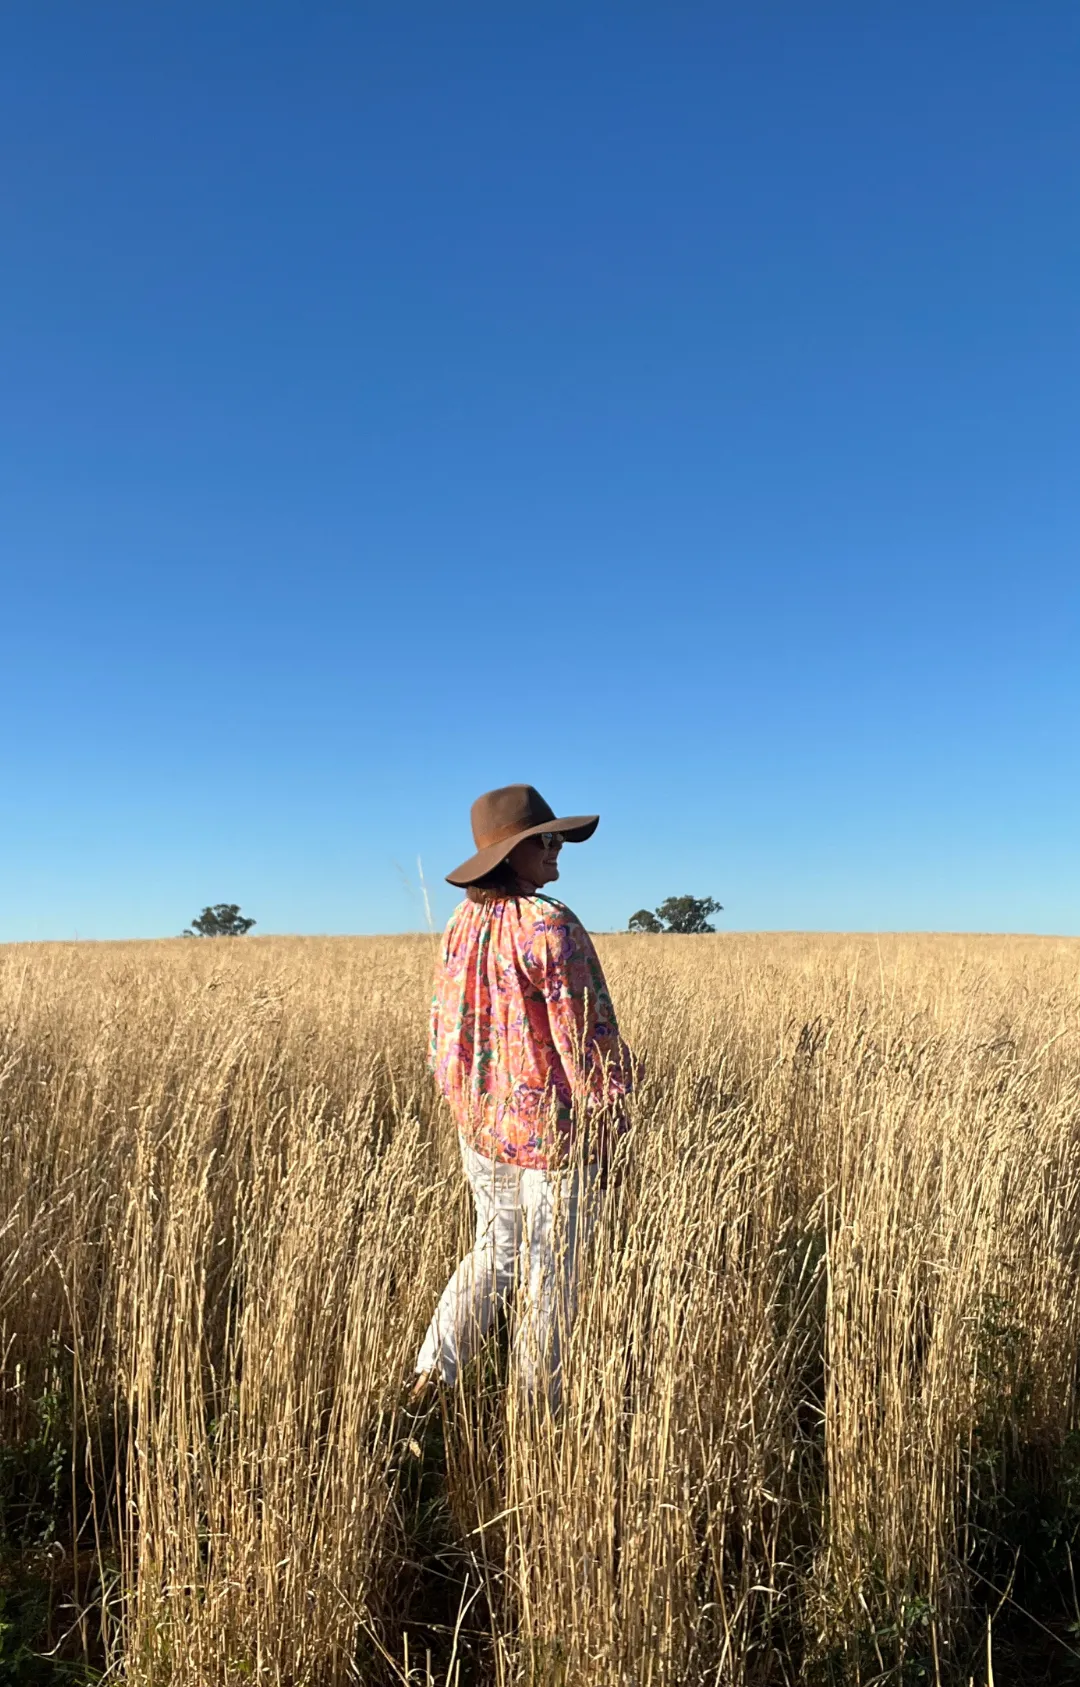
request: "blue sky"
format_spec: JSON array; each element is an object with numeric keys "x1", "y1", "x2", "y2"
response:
[{"x1": 2, "y1": 4, "x2": 1078, "y2": 939}]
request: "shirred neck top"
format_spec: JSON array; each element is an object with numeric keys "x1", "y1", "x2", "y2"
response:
[{"x1": 429, "y1": 893, "x2": 631, "y2": 1170}]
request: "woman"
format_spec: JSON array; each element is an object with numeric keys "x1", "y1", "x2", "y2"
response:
[{"x1": 412, "y1": 784, "x2": 631, "y2": 1408}]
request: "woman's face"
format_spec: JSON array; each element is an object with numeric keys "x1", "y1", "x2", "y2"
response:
[{"x1": 507, "y1": 831, "x2": 563, "y2": 891}]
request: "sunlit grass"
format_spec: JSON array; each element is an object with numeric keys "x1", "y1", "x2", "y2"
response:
[{"x1": 0, "y1": 930, "x2": 1078, "y2": 1683}]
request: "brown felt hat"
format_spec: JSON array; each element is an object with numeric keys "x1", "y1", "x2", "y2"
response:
[{"x1": 446, "y1": 784, "x2": 599, "y2": 888}]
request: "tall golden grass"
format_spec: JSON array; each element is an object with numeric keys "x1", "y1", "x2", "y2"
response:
[{"x1": 1, "y1": 931, "x2": 1079, "y2": 1684}]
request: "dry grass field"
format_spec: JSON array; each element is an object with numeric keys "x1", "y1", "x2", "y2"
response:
[{"x1": 1, "y1": 931, "x2": 1079, "y2": 1686}]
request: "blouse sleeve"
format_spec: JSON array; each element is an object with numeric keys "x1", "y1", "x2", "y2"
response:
[{"x1": 522, "y1": 904, "x2": 632, "y2": 1110}]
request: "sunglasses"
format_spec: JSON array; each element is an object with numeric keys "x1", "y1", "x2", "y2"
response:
[{"x1": 534, "y1": 831, "x2": 564, "y2": 849}]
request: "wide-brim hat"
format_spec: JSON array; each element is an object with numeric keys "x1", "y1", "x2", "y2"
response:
[{"x1": 446, "y1": 784, "x2": 599, "y2": 887}]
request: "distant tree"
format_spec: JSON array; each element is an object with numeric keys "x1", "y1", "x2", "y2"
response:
[
  {"x1": 628, "y1": 908, "x2": 664, "y2": 934},
  {"x1": 628, "y1": 895, "x2": 723, "y2": 934},
  {"x1": 183, "y1": 904, "x2": 256, "y2": 938},
  {"x1": 655, "y1": 895, "x2": 722, "y2": 934}
]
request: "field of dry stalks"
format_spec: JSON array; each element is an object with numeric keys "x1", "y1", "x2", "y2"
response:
[{"x1": 1, "y1": 931, "x2": 1079, "y2": 1686}]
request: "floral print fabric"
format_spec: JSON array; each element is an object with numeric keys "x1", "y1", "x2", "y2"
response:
[{"x1": 430, "y1": 894, "x2": 631, "y2": 1169}]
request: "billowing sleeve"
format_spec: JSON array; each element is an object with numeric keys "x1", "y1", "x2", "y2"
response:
[{"x1": 522, "y1": 904, "x2": 632, "y2": 1115}]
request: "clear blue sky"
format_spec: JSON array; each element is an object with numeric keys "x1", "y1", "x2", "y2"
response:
[{"x1": 3, "y1": 4, "x2": 1078, "y2": 939}]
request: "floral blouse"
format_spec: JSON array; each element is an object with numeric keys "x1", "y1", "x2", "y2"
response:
[{"x1": 430, "y1": 894, "x2": 631, "y2": 1169}]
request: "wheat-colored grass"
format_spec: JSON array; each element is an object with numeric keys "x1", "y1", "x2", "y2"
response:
[{"x1": 0, "y1": 932, "x2": 1078, "y2": 1684}]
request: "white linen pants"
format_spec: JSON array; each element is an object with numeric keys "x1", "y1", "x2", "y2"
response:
[{"x1": 416, "y1": 1134, "x2": 599, "y2": 1408}]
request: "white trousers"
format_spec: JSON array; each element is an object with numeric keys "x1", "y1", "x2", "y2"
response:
[{"x1": 416, "y1": 1134, "x2": 599, "y2": 1408}]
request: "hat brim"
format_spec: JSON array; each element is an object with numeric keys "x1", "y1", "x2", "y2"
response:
[{"x1": 446, "y1": 815, "x2": 599, "y2": 888}]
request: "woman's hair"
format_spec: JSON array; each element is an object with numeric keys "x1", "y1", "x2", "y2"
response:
[{"x1": 466, "y1": 859, "x2": 525, "y2": 904}]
